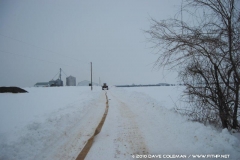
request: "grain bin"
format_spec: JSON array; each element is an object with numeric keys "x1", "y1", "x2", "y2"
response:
[{"x1": 66, "y1": 76, "x2": 76, "y2": 86}]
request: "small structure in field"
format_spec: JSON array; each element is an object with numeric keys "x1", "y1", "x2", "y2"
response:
[{"x1": 66, "y1": 76, "x2": 76, "y2": 86}]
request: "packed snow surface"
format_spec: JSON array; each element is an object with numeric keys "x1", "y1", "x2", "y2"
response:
[{"x1": 0, "y1": 86, "x2": 239, "y2": 160}]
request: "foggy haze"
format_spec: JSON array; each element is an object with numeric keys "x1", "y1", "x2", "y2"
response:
[{"x1": 0, "y1": 0, "x2": 180, "y2": 87}]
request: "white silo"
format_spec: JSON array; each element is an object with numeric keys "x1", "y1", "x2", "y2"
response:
[{"x1": 66, "y1": 76, "x2": 76, "y2": 86}]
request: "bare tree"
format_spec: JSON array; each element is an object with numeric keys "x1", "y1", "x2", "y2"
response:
[{"x1": 146, "y1": 0, "x2": 240, "y2": 130}]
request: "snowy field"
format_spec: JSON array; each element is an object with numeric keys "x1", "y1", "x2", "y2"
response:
[{"x1": 0, "y1": 86, "x2": 240, "y2": 160}]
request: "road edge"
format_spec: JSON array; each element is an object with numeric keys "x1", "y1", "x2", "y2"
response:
[{"x1": 76, "y1": 92, "x2": 109, "y2": 160}]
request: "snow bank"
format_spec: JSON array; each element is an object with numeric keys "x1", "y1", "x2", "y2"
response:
[{"x1": 0, "y1": 86, "x2": 104, "y2": 160}]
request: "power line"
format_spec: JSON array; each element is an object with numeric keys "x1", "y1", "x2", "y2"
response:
[
  {"x1": 0, "y1": 49, "x2": 79, "y2": 68},
  {"x1": 0, "y1": 33, "x2": 88, "y2": 64},
  {"x1": 1, "y1": 48, "x2": 94, "y2": 73},
  {"x1": 1, "y1": 48, "x2": 102, "y2": 82},
  {"x1": 51, "y1": 68, "x2": 68, "y2": 80},
  {"x1": 0, "y1": 33, "x2": 103, "y2": 78},
  {"x1": 61, "y1": 69, "x2": 68, "y2": 77},
  {"x1": 52, "y1": 71, "x2": 60, "y2": 80}
]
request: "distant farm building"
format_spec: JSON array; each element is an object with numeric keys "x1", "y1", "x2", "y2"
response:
[
  {"x1": 34, "y1": 68, "x2": 64, "y2": 87},
  {"x1": 66, "y1": 76, "x2": 76, "y2": 86},
  {"x1": 34, "y1": 79, "x2": 63, "y2": 87},
  {"x1": 34, "y1": 82, "x2": 50, "y2": 87},
  {"x1": 49, "y1": 79, "x2": 63, "y2": 87}
]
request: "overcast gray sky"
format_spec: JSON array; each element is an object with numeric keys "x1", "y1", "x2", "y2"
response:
[{"x1": 0, "y1": 0, "x2": 181, "y2": 87}]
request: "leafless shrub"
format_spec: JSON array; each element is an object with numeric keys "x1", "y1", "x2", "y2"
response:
[{"x1": 146, "y1": 0, "x2": 240, "y2": 130}]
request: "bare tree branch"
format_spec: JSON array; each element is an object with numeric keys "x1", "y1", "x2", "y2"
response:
[{"x1": 146, "y1": 0, "x2": 240, "y2": 130}]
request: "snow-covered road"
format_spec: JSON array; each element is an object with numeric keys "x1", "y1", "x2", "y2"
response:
[
  {"x1": 85, "y1": 90, "x2": 149, "y2": 159},
  {"x1": 1, "y1": 86, "x2": 240, "y2": 160}
]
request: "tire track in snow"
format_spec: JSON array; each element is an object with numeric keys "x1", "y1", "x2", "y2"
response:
[
  {"x1": 110, "y1": 92, "x2": 149, "y2": 159},
  {"x1": 76, "y1": 92, "x2": 109, "y2": 160}
]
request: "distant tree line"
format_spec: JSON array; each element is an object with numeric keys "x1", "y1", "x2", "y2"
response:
[{"x1": 115, "y1": 83, "x2": 174, "y2": 87}]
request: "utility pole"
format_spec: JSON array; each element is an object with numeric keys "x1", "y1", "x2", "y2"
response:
[
  {"x1": 91, "y1": 62, "x2": 93, "y2": 90},
  {"x1": 99, "y1": 77, "x2": 101, "y2": 86}
]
